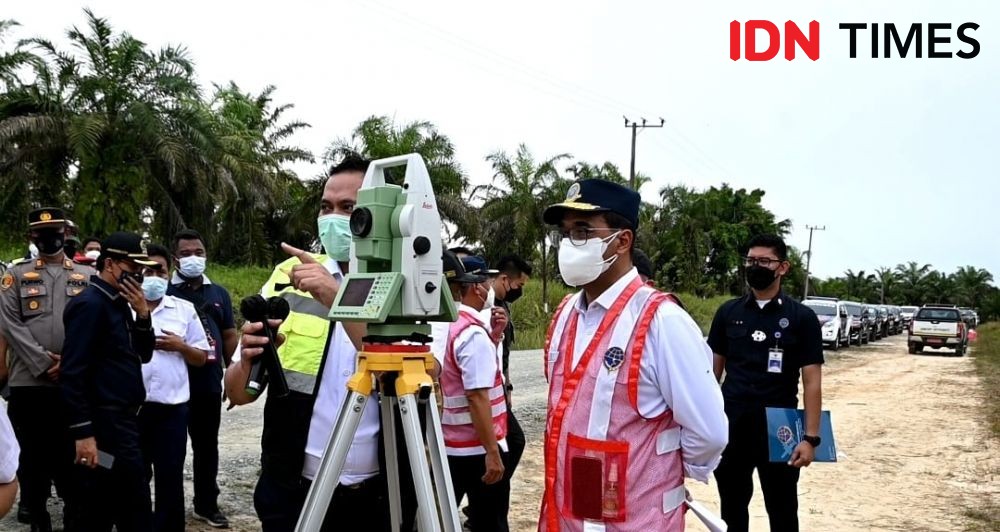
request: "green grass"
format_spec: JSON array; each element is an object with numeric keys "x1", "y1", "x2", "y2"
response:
[
  {"x1": 205, "y1": 263, "x2": 272, "y2": 322},
  {"x1": 964, "y1": 322, "x2": 1000, "y2": 531},
  {"x1": 972, "y1": 323, "x2": 1000, "y2": 439}
]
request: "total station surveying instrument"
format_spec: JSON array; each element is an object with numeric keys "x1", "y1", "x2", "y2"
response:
[{"x1": 295, "y1": 154, "x2": 461, "y2": 531}]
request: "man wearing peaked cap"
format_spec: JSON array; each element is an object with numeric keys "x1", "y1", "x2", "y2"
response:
[
  {"x1": 59, "y1": 231, "x2": 158, "y2": 531},
  {"x1": 438, "y1": 250, "x2": 512, "y2": 531},
  {"x1": 0, "y1": 207, "x2": 94, "y2": 531},
  {"x1": 537, "y1": 180, "x2": 729, "y2": 531}
]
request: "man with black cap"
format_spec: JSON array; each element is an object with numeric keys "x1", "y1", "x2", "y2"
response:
[
  {"x1": 59, "y1": 231, "x2": 158, "y2": 531},
  {"x1": 0, "y1": 207, "x2": 92, "y2": 531},
  {"x1": 538, "y1": 179, "x2": 728, "y2": 531},
  {"x1": 439, "y1": 251, "x2": 510, "y2": 532}
]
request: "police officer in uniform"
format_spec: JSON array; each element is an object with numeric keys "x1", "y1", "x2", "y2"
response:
[
  {"x1": 0, "y1": 207, "x2": 91, "y2": 532},
  {"x1": 707, "y1": 234, "x2": 824, "y2": 532},
  {"x1": 59, "y1": 231, "x2": 157, "y2": 532}
]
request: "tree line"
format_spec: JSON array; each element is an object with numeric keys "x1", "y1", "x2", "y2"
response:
[{"x1": 2, "y1": 12, "x2": 997, "y2": 321}]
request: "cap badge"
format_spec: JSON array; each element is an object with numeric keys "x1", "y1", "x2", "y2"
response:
[
  {"x1": 40, "y1": 211, "x2": 52, "y2": 221},
  {"x1": 566, "y1": 182, "x2": 581, "y2": 202}
]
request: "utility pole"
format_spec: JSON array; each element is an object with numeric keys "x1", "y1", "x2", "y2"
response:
[
  {"x1": 802, "y1": 225, "x2": 826, "y2": 299},
  {"x1": 624, "y1": 116, "x2": 665, "y2": 190}
]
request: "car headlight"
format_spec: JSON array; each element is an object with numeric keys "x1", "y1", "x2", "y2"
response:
[{"x1": 822, "y1": 321, "x2": 835, "y2": 330}]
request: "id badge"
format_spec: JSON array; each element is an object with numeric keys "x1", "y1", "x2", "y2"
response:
[{"x1": 767, "y1": 348, "x2": 783, "y2": 373}]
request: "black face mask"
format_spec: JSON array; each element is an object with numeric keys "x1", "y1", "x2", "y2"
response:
[
  {"x1": 504, "y1": 286, "x2": 523, "y2": 303},
  {"x1": 34, "y1": 230, "x2": 64, "y2": 256},
  {"x1": 746, "y1": 265, "x2": 778, "y2": 291},
  {"x1": 116, "y1": 263, "x2": 143, "y2": 287}
]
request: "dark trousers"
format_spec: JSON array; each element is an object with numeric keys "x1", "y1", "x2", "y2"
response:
[
  {"x1": 504, "y1": 408, "x2": 525, "y2": 478},
  {"x1": 448, "y1": 452, "x2": 510, "y2": 532},
  {"x1": 253, "y1": 470, "x2": 391, "y2": 532},
  {"x1": 139, "y1": 402, "x2": 189, "y2": 532},
  {"x1": 715, "y1": 408, "x2": 801, "y2": 532},
  {"x1": 188, "y1": 391, "x2": 221, "y2": 512},
  {"x1": 76, "y1": 408, "x2": 153, "y2": 532},
  {"x1": 6, "y1": 386, "x2": 81, "y2": 528}
]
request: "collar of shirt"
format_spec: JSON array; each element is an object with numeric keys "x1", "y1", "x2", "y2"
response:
[
  {"x1": 574, "y1": 267, "x2": 640, "y2": 314},
  {"x1": 742, "y1": 291, "x2": 785, "y2": 311},
  {"x1": 89, "y1": 275, "x2": 121, "y2": 301},
  {"x1": 149, "y1": 294, "x2": 178, "y2": 317},
  {"x1": 170, "y1": 271, "x2": 213, "y2": 286},
  {"x1": 461, "y1": 304, "x2": 488, "y2": 325},
  {"x1": 324, "y1": 258, "x2": 343, "y2": 280}
]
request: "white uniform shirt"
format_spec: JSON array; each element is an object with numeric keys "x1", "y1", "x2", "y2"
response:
[
  {"x1": 477, "y1": 307, "x2": 505, "y2": 384},
  {"x1": 567, "y1": 268, "x2": 728, "y2": 481},
  {"x1": 430, "y1": 321, "x2": 450, "y2": 365},
  {"x1": 300, "y1": 260, "x2": 380, "y2": 485},
  {"x1": 0, "y1": 406, "x2": 19, "y2": 483},
  {"x1": 142, "y1": 295, "x2": 211, "y2": 405},
  {"x1": 447, "y1": 304, "x2": 509, "y2": 457}
]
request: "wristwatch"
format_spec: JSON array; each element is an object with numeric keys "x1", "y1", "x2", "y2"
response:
[{"x1": 802, "y1": 434, "x2": 821, "y2": 447}]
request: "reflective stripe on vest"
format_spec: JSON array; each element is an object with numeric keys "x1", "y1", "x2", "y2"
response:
[
  {"x1": 260, "y1": 254, "x2": 331, "y2": 395},
  {"x1": 441, "y1": 311, "x2": 508, "y2": 450}
]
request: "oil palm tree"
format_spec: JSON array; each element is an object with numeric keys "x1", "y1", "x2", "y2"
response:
[{"x1": 480, "y1": 144, "x2": 571, "y2": 311}]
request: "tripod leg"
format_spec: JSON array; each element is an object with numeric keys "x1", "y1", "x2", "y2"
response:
[
  {"x1": 424, "y1": 390, "x2": 462, "y2": 532},
  {"x1": 295, "y1": 390, "x2": 370, "y2": 532},
  {"x1": 398, "y1": 393, "x2": 444, "y2": 532},
  {"x1": 382, "y1": 395, "x2": 403, "y2": 531}
]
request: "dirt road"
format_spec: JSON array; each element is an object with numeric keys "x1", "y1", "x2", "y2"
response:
[{"x1": 4, "y1": 334, "x2": 996, "y2": 531}]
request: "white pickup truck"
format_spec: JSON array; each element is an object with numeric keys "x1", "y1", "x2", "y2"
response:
[{"x1": 908, "y1": 306, "x2": 968, "y2": 356}]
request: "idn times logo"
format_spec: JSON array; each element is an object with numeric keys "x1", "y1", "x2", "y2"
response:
[{"x1": 730, "y1": 21, "x2": 981, "y2": 61}]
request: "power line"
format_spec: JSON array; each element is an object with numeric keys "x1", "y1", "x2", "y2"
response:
[{"x1": 624, "y1": 117, "x2": 664, "y2": 190}]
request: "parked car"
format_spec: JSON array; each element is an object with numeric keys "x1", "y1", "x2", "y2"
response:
[
  {"x1": 959, "y1": 308, "x2": 978, "y2": 329},
  {"x1": 862, "y1": 305, "x2": 877, "y2": 340},
  {"x1": 841, "y1": 301, "x2": 870, "y2": 346},
  {"x1": 908, "y1": 305, "x2": 968, "y2": 355},
  {"x1": 804, "y1": 297, "x2": 850, "y2": 350},
  {"x1": 865, "y1": 304, "x2": 885, "y2": 340},
  {"x1": 876, "y1": 306, "x2": 891, "y2": 338},
  {"x1": 900, "y1": 305, "x2": 919, "y2": 327},
  {"x1": 887, "y1": 306, "x2": 903, "y2": 335}
]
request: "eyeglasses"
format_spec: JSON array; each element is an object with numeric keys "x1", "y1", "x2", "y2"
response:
[
  {"x1": 549, "y1": 227, "x2": 622, "y2": 247},
  {"x1": 743, "y1": 257, "x2": 783, "y2": 268}
]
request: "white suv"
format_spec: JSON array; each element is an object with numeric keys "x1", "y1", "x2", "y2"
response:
[{"x1": 804, "y1": 297, "x2": 850, "y2": 351}]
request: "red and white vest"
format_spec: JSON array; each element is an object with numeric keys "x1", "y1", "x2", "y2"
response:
[
  {"x1": 441, "y1": 310, "x2": 508, "y2": 453},
  {"x1": 540, "y1": 278, "x2": 686, "y2": 532}
]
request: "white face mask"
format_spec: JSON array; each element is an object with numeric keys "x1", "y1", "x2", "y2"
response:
[
  {"x1": 557, "y1": 231, "x2": 622, "y2": 287},
  {"x1": 85, "y1": 250, "x2": 101, "y2": 261},
  {"x1": 28, "y1": 243, "x2": 38, "y2": 259},
  {"x1": 178, "y1": 256, "x2": 207, "y2": 278},
  {"x1": 484, "y1": 286, "x2": 496, "y2": 310}
]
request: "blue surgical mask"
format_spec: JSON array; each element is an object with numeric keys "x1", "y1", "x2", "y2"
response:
[
  {"x1": 178, "y1": 256, "x2": 206, "y2": 279},
  {"x1": 318, "y1": 213, "x2": 352, "y2": 262},
  {"x1": 142, "y1": 276, "x2": 168, "y2": 301}
]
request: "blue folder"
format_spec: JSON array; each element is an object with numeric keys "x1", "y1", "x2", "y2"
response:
[{"x1": 765, "y1": 408, "x2": 837, "y2": 463}]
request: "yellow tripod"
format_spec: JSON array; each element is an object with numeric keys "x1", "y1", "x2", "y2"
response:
[{"x1": 296, "y1": 344, "x2": 461, "y2": 532}]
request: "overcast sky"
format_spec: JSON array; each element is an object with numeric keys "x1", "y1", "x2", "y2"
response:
[{"x1": 6, "y1": 0, "x2": 998, "y2": 279}]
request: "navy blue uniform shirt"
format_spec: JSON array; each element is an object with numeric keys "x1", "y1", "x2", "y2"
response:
[
  {"x1": 707, "y1": 292, "x2": 823, "y2": 415},
  {"x1": 60, "y1": 275, "x2": 155, "y2": 440},
  {"x1": 167, "y1": 277, "x2": 234, "y2": 395}
]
